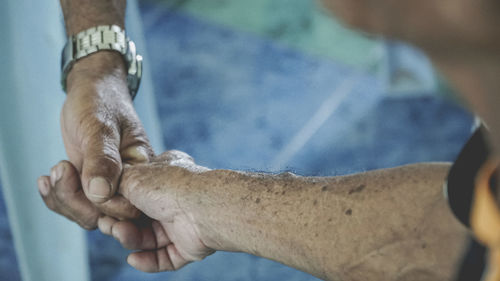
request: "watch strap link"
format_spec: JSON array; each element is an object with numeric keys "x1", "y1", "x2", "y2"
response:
[
  {"x1": 61, "y1": 25, "x2": 142, "y2": 99},
  {"x1": 74, "y1": 25, "x2": 126, "y2": 59}
]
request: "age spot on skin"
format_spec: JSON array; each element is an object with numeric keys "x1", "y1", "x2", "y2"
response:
[{"x1": 348, "y1": 184, "x2": 366, "y2": 195}]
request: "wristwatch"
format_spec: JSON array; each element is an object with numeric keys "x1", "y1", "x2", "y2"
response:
[{"x1": 60, "y1": 25, "x2": 143, "y2": 99}]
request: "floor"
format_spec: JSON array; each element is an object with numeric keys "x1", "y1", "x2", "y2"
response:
[{"x1": 0, "y1": 0, "x2": 474, "y2": 280}]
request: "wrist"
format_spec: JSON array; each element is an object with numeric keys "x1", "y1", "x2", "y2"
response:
[
  {"x1": 184, "y1": 170, "x2": 258, "y2": 253},
  {"x1": 66, "y1": 51, "x2": 128, "y2": 98}
]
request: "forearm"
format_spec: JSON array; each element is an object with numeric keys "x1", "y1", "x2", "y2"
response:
[
  {"x1": 60, "y1": 0, "x2": 126, "y2": 35},
  {"x1": 187, "y1": 163, "x2": 468, "y2": 280}
]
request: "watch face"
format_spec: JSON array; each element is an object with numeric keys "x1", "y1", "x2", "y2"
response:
[
  {"x1": 127, "y1": 56, "x2": 143, "y2": 99},
  {"x1": 61, "y1": 38, "x2": 76, "y2": 92},
  {"x1": 126, "y1": 40, "x2": 142, "y2": 99}
]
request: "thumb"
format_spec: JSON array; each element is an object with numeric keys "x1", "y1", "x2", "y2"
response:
[{"x1": 81, "y1": 129, "x2": 122, "y2": 204}]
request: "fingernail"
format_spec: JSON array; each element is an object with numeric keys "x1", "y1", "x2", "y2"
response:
[
  {"x1": 38, "y1": 178, "x2": 50, "y2": 196},
  {"x1": 50, "y1": 164, "x2": 64, "y2": 186},
  {"x1": 50, "y1": 169, "x2": 56, "y2": 186},
  {"x1": 89, "y1": 177, "x2": 111, "y2": 200},
  {"x1": 56, "y1": 164, "x2": 65, "y2": 182}
]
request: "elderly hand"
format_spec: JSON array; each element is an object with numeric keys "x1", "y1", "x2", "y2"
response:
[
  {"x1": 38, "y1": 150, "x2": 214, "y2": 271},
  {"x1": 100, "y1": 150, "x2": 215, "y2": 272},
  {"x1": 38, "y1": 51, "x2": 153, "y2": 228}
]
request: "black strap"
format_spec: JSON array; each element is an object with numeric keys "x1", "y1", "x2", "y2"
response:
[
  {"x1": 454, "y1": 238, "x2": 487, "y2": 281},
  {"x1": 447, "y1": 127, "x2": 490, "y2": 228}
]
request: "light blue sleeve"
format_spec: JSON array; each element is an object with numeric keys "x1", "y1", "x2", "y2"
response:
[{"x1": 0, "y1": 0, "x2": 163, "y2": 280}]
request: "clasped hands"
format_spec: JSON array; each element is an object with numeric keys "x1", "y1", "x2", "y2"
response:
[
  {"x1": 36, "y1": 52, "x2": 214, "y2": 272},
  {"x1": 38, "y1": 149, "x2": 213, "y2": 272}
]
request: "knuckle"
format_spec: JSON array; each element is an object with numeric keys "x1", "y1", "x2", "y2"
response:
[
  {"x1": 54, "y1": 187, "x2": 72, "y2": 203},
  {"x1": 95, "y1": 151, "x2": 122, "y2": 171},
  {"x1": 81, "y1": 120, "x2": 120, "y2": 152},
  {"x1": 84, "y1": 150, "x2": 122, "y2": 181},
  {"x1": 121, "y1": 122, "x2": 150, "y2": 146},
  {"x1": 78, "y1": 214, "x2": 99, "y2": 230},
  {"x1": 44, "y1": 197, "x2": 58, "y2": 212},
  {"x1": 121, "y1": 206, "x2": 142, "y2": 220},
  {"x1": 162, "y1": 150, "x2": 193, "y2": 163},
  {"x1": 79, "y1": 221, "x2": 98, "y2": 231},
  {"x1": 120, "y1": 166, "x2": 143, "y2": 196},
  {"x1": 58, "y1": 160, "x2": 73, "y2": 171}
]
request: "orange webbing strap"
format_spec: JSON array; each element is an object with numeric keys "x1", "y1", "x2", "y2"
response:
[{"x1": 471, "y1": 159, "x2": 500, "y2": 281}]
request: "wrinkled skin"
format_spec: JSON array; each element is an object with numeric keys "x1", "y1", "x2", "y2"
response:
[
  {"x1": 59, "y1": 52, "x2": 153, "y2": 225},
  {"x1": 39, "y1": 151, "x2": 214, "y2": 271}
]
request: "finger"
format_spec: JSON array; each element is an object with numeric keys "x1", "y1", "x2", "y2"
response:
[
  {"x1": 93, "y1": 143, "x2": 149, "y2": 220},
  {"x1": 38, "y1": 176, "x2": 58, "y2": 211},
  {"x1": 121, "y1": 144, "x2": 151, "y2": 165},
  {"x1": 112, "y1": 220, "x2": 154, "y2": 250},
  {"x1": 80, "y1": 122, "x2": 122, "y2": 204},
  {"x1": 97, "y1": 194, "x2": 141, "y2": 220},
  {"x1": 111, "y1": 220, "x2": 171, "y2": 250},
  {"x1": 39, "y1": 161, "x2": 101, "y2": 230},
  {"x1": 39, "y1": 175, "x2": 77, "y2": 224},
  {"x1": 97, "y1": 215, "x2": 118, "y2": 235},
  {"x1": 152, "y1": 221, "x2": 171, "y2": 248},
  {"x1": 52, "y1": 161, "x2": 102, "y2": 229},
  {"x1": 119, "y1": 115, "x2": 154, "y2": 165},
  {"x1": 154, "y1": 150, "x2": 195, "y2": 165},
  {"x1": 127, "y1": 245, "x2": 190, "y2": 272}
]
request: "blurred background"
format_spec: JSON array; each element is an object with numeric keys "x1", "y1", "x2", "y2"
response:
[{"x1": 0, "y1": 0, "x2": 474, "y2": 280}]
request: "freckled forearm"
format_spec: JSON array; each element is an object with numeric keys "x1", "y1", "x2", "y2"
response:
[{"x1": 187, "y1": 163, "x2": 467, "y2": 280}]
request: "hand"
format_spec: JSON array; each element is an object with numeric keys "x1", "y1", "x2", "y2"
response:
[
  {"x1": 39, "y1": 51, "x2": 153, "y2": 228},
  {"x1": 38, "y1": 150, "x2": 213, "y2": 269},
  {"x1": 37, "y1": 160, "x2": 139, "y2": 230},
  {"x1": 98, "y1": 151, "x2": 215, "y2": 272}
]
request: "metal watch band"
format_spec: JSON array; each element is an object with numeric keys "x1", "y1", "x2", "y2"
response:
[{"x1": 61, "y1": 25, "x2": 142, "y2": 99}]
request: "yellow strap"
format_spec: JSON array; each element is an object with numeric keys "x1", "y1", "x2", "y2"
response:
[
  {"x1": 483, "y1": 250, "x2": 500, "y2": 281},
  {"x1": 471, "y1": 159, "x2": 500, "y2": 281}
]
